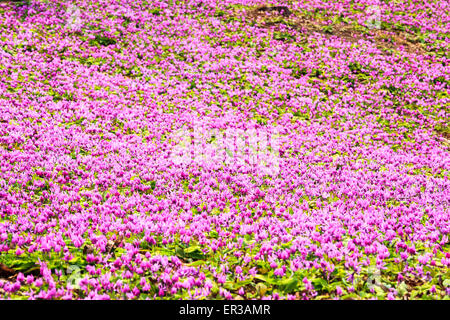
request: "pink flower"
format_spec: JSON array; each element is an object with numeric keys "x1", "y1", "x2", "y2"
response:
[
  {"x1": 17, "y1": 273, "x2": 25, "y2": 283},
  {"x1": 274, "y1": 268, "x2": 285, "y2": 277}
]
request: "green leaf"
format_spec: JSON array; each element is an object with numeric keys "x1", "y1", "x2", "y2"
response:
[
  {"x1": 375, "y1": 286, "x2": 386, "y2": 299},
  {"x1": 152, "y1": 247, "x2": 174, "y2": 256},
  {"x1": 184, "y1": 260, "x2": 205, "y2": 267},
  {"x1": 410, "y1": 289, "x2": 419, "y2": 299},
  {"x1": 209, "y1": 230, "x2": 218, "y2": 239},
  {"x1": 254, "y1": 274, "x2": 279, "y2": 285},
  {"x1": 397, "y1": 282, "x2": 408, "y2": 296},
  {"x1": 279, "y1": 277, "x2": 298, "y2": 293},
  {"x1": 312, "y1": 278, "x2": 328, "y2": 291},
  {"x1": 236, "y1": 279, "x2": 252, "y2": 288},
  {"x1": 9, "y1": 260, "x2": 37, "y2": 272},
  {"x1": 223, "y1": 279, "x2": 252, "y2": 291},
  {"x1": 224, "y1": 281, "x2": 235, "y2": 291},
  {"x1": 184, "y1": 246, "x2": 206, "y2": 260},
  {"x1": 340, "y1": 293, "x2": 358, "y2": 300}
]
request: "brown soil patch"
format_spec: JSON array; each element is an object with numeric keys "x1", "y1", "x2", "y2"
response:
[
  {"x1": 255, "y1": 5, "x2": 292, "y2": 17},
  {"x1": 440, "y1": 130, "x2": 450, "y2": 140},
  {"x1": 404, "y1": 275, "x2": 425, "y2": 288},
  {"x1": 0, "y1": 263, "x2": 16, "y2": 280},
  {"x1": 435, "y1": 125, "x2": 450, "y2": 150},
  {"x1": 439, "y1": 135, "x2": 450, "y2": 150},
  {"x1": 231, "y1": 5, "x2": 428, "y2": 56}
]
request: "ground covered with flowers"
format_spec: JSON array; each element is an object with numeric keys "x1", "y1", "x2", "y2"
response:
[{"x1": 0, "y1": 0, "x2": 449, "y2": 300}]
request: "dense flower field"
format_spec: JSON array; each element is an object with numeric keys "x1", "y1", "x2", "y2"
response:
[{"x1": 0, "y1": 0, "x2": 449, "y2": 300}]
